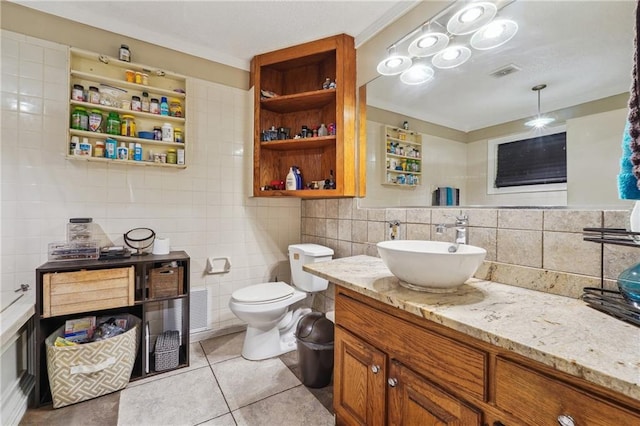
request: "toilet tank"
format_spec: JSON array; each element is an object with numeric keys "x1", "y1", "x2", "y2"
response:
[{"x1": 288, "y1": 244, "x2": 334, "y2": 292}]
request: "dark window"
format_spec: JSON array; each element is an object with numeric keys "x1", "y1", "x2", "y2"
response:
[{"x1": 495, "y1": 132, "x2": 566, "y2": 188}]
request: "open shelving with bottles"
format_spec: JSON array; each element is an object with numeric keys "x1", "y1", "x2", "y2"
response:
[
  {"x1": 382, "y1": 125, "x2": 422, "y2": 188},
  {"x1": 252, "y1": 34, "x2": 356, "y2": 198},
  {"x1": 68, "y1": 48, "x2": 187, "y2": 168}
]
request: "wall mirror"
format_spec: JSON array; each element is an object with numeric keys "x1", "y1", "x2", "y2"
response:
[{"x1": 361, "y1": 0, "x2": 634, "y2": 209}]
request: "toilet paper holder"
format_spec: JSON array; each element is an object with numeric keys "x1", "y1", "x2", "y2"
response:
[{"x1": 207, "y1": 257, "x2": 231, "y2": 274}]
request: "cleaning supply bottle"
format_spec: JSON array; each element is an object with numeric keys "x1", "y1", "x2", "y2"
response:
[
  {"x1": 286, "y1": 167, "x2": 297, "y2": 190},
  {"x1": 295, "y1": 166, "x2": 303, "y2": 189},
  {"x1": 160, "y1": 96, "x2": 169, "y2": 116}
]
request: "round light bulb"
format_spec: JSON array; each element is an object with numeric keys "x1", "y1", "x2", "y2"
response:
[
  {"x1": 418, "y1": 36, "x2": 438, "y2": 48},
  {"x1": 385, "y1": 58, "x2": 402, "y2": 68},
  {"x1": 484, "y1": 21, "x2": 505, "y2": 39},
  {"x1": 443, "y1": 48, "x2": 461, "y2": 61},
  {"x1": 460, "y1": 6, "x2": 483, "y2": 23}
]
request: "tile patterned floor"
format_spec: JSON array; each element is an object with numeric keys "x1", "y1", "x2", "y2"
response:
[{"x1": 20, "y1": 332, "x2": 334, "y2": 426}]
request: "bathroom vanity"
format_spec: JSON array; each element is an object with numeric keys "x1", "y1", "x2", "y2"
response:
[{"x1": 304, "y1": 255, "x2": 640, "y2": 425}]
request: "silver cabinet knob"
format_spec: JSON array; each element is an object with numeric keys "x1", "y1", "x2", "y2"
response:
[
  {"x1": 388, "y1": 378, "x2": 398, "y2": 387},
  {"x1": 557, "y1": 415, "x2": 575, "y2": 426},
  {"x1": 371, "y1": 365, "x2": 380, "y2": 374}
]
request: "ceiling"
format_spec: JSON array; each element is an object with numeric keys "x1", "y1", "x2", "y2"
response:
[
  {"x1": 366, "y1": 0, "x2": 635, "y2": 132},
  {"x1": 11, "y1": 1, "x2": 634, "y2": 133},
  {"x1": 11, "y1": 0, "x2": 418, "y2": 70}
]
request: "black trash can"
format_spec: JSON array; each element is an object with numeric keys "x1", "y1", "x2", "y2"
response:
[{"x1": 295, "y1": 312, "x2": 334, "y2": 388}]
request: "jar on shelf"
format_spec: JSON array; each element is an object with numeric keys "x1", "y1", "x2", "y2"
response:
[
  {"x1": 167, "y1": 149, "x2": 177, "y2": 164},
  {"x1": 141, "y1": 92, "x2": 150, "y2": 112},
  {"x1": 70, "y1": 106, "x2": 89, "y2": 131},
  {"x1": 150, "y1": 98, "x2": 160, "y2": 114},
  {"x1": 71, "y1": 84, "x2": 84, "y2": 101},
  {"x1": 88, "y1": 86, "x2": 100, "y2": 104},
  {"x1": 88, "y1": 109, "x2": 103, "y2": 132},
  {"x1": 120, "y1": 114, "x2": 136, "y2": 137},
  {"x1": 161, "y1": 122, "x2": 174, "y2": 142},
  {"x1": 174, "y1": 128, "x2": 183, "y2": 143},
  {"x1": 169, "y1": 98, "x2": 182, "y2": 117},
  {"x1": 131, "y1": 95, "x2": 142, "y2": 112},
  {"x1": 106, "y1": 112, "x2": 121, "y2": 135},
  {"x1": 153, "y1": 126, "x2": 162, "y2": 141},
  {"x1": 94, "y1": 140, "x2": 105, "y2": 158}
]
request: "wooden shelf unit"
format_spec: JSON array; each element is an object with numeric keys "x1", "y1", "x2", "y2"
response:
[
  {"x1": 34, "y1": 252, "x2": 190, "y2": 407},
  {"x1": 251, "y1": 34, "x2": 356, "y2": 198}
]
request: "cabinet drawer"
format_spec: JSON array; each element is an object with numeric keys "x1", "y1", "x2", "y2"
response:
[
  {"x1": 42, "y1": 267, "x2": 135, "y2": 318},
  {"x1": 336, "y1": 292, "x2": 487, "y2": 402},
  {"x1": 495, "y1": 357, "x2": 640, "y2": 425}
]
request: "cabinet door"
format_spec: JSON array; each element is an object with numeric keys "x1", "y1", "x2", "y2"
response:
[
  {"x1": 334, "y1": 327, "x2": 387, "y2": 426},
  {"x1": 387, "y1": 361, "x2": 482, "y2": 426}
]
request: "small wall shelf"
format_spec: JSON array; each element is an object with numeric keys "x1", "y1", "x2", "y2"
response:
[{"x1": 382, "y1": 125, "x2": 422, "y2": 187}]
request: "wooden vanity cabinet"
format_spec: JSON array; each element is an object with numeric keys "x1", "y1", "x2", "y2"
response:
[
  {"x1": 334, "y1": 287, "x2": 640, "y2": 425},
  {"x1": 251, "y1": 34, "x2": 356, "y2": 198}
]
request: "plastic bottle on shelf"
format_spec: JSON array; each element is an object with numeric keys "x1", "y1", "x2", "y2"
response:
[
  {"x1": 286, "y1": 167, "x2": 297, "y2": 190},
  {"x1": 160, "y1": 97, "x2": 169, "y2": 116},
  {"x1": 134, "y1": 143, "x2": 143, "y2": 161},
  {"x1": 116, "y1": 142, "x2": 128, "y2": 160},
  {"x1": 161, "y1": 123, "x2": 174, "y2": 142},
  {"x1": 295, "y1": 166, "x2": 303, "y2": 190},
  {"x1": 318, "y1": 123, "x2": 328, "y2": 137},
  {"x1": 141, "y1": 92, "x2": 150, "y2": 112}
]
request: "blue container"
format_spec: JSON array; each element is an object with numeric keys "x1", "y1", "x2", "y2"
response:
[{"x1": 617, "y1": 262, "x2": 640, "y2": 308}]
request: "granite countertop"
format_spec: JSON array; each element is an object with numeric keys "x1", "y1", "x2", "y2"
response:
[{"x1": 304, "y1": 255, "x2": 640, "y2": 402}]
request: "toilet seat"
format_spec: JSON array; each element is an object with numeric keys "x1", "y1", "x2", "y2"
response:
[{"x1": 232, "y1": 282, "x2": 295, "y2": 305}]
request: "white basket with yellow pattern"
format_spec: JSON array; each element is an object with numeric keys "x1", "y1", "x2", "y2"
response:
[{"x1": 45, "y1": 314, "x2": 140, "y2": 408}]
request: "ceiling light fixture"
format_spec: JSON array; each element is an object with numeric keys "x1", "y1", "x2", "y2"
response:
[
  {"x1": 408, "y1": 29, "x2": 449, "y2": 57},
  {"x1": 432, "y1": 45, "x2": 471, "y2": 69},
  {"x1": 377, "y1": 46, "x2": 413, "y2": 76},
  {"x1": 470, "y1": 19, "x2": 518, "y2": 50},
  {"x1": 400, "y1": 61, "x2": 435, "y2": 85},
  {"x1": 376, "y1": 0, "x2": 518, "y2": 85},
  {"x1": 524, "y1": 84, "x2": 555, "y2": 128},
  {"x1": 447, "y1": 2, "x2": 497, "y2": 35}
]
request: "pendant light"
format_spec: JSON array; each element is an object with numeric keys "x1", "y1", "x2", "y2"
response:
[
  {"x1": 470, "y1": 19, "x2": 518, "y2": 50},
  {"x1": 524, "y1": 84, "x2": 555, "y2": 128},
  {"x1": 377, "y1": 46, "x2": 413, "y2": 76}
]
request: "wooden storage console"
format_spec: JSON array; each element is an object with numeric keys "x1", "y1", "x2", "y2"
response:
[
  {"x1": 34, "y1": 251, "x2": 190, "y2": 407},
  {"x1": 251, "y1": 34, "x2": 356, "y2": 198},
  {"x1": 335, "y1": 287, "x2": 640, "y2": 425}
]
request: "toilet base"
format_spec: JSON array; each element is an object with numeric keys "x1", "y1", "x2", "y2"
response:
[{"x1": 241, "y1": 307, "x2": 312, "y2": 360}]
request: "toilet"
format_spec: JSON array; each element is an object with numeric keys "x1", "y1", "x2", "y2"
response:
[{"x1": 229, "y1": 243, "x2": 334, "y2": 360}]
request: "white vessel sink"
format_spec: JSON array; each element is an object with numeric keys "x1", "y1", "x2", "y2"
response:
[{"x1": 376, "y1": 240, "x2": 487, "y2": 292}]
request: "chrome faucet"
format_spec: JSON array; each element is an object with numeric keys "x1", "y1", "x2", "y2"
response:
[
  {"x1": 435, "y1": 214, "x2": 468, "y2": 251},
  {"x1": 388, "y1": 220, "x2": 400, "y2": 240}
]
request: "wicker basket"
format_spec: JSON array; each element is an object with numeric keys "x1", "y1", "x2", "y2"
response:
[
  {"x1": 45, "y1": 314, "x2": 140, "y2": 408},
  {"x1": 154, "y1": 330, "x2": 180, "y2": 371}
]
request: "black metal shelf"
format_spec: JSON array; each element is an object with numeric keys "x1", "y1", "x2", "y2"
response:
[{"x1": 582, "y1": 227, "x2": 640, "y2": 328}]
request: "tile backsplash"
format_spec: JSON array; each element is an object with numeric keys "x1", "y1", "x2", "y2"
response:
[
  {"x1": 1, "y1": 30, "x2": 301, "y2": 335},
  {"x1": 301, "y1": 199, "x2": 639, "y2": 306}
]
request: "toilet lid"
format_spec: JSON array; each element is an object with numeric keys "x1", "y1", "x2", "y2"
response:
[{"x1": 232, "y1": 282, "x2": 295, "y2": 304}]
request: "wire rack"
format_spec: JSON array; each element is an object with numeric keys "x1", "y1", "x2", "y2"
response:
[{"x1": 582, "y1": 227, "x2": 640, "y2": 328}]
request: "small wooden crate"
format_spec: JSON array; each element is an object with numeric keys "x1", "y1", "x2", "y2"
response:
[
  {"x1": 42, "y1": 267, "x2": 135, "y2": 318},
  {"x1": 149, "y1": 266, "x2": 183, "y2": 299}
]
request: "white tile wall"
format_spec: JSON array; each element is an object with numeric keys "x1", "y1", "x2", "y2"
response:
[{"x1": 0, "y1": 30, "x2": 301, "y2": 333}]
